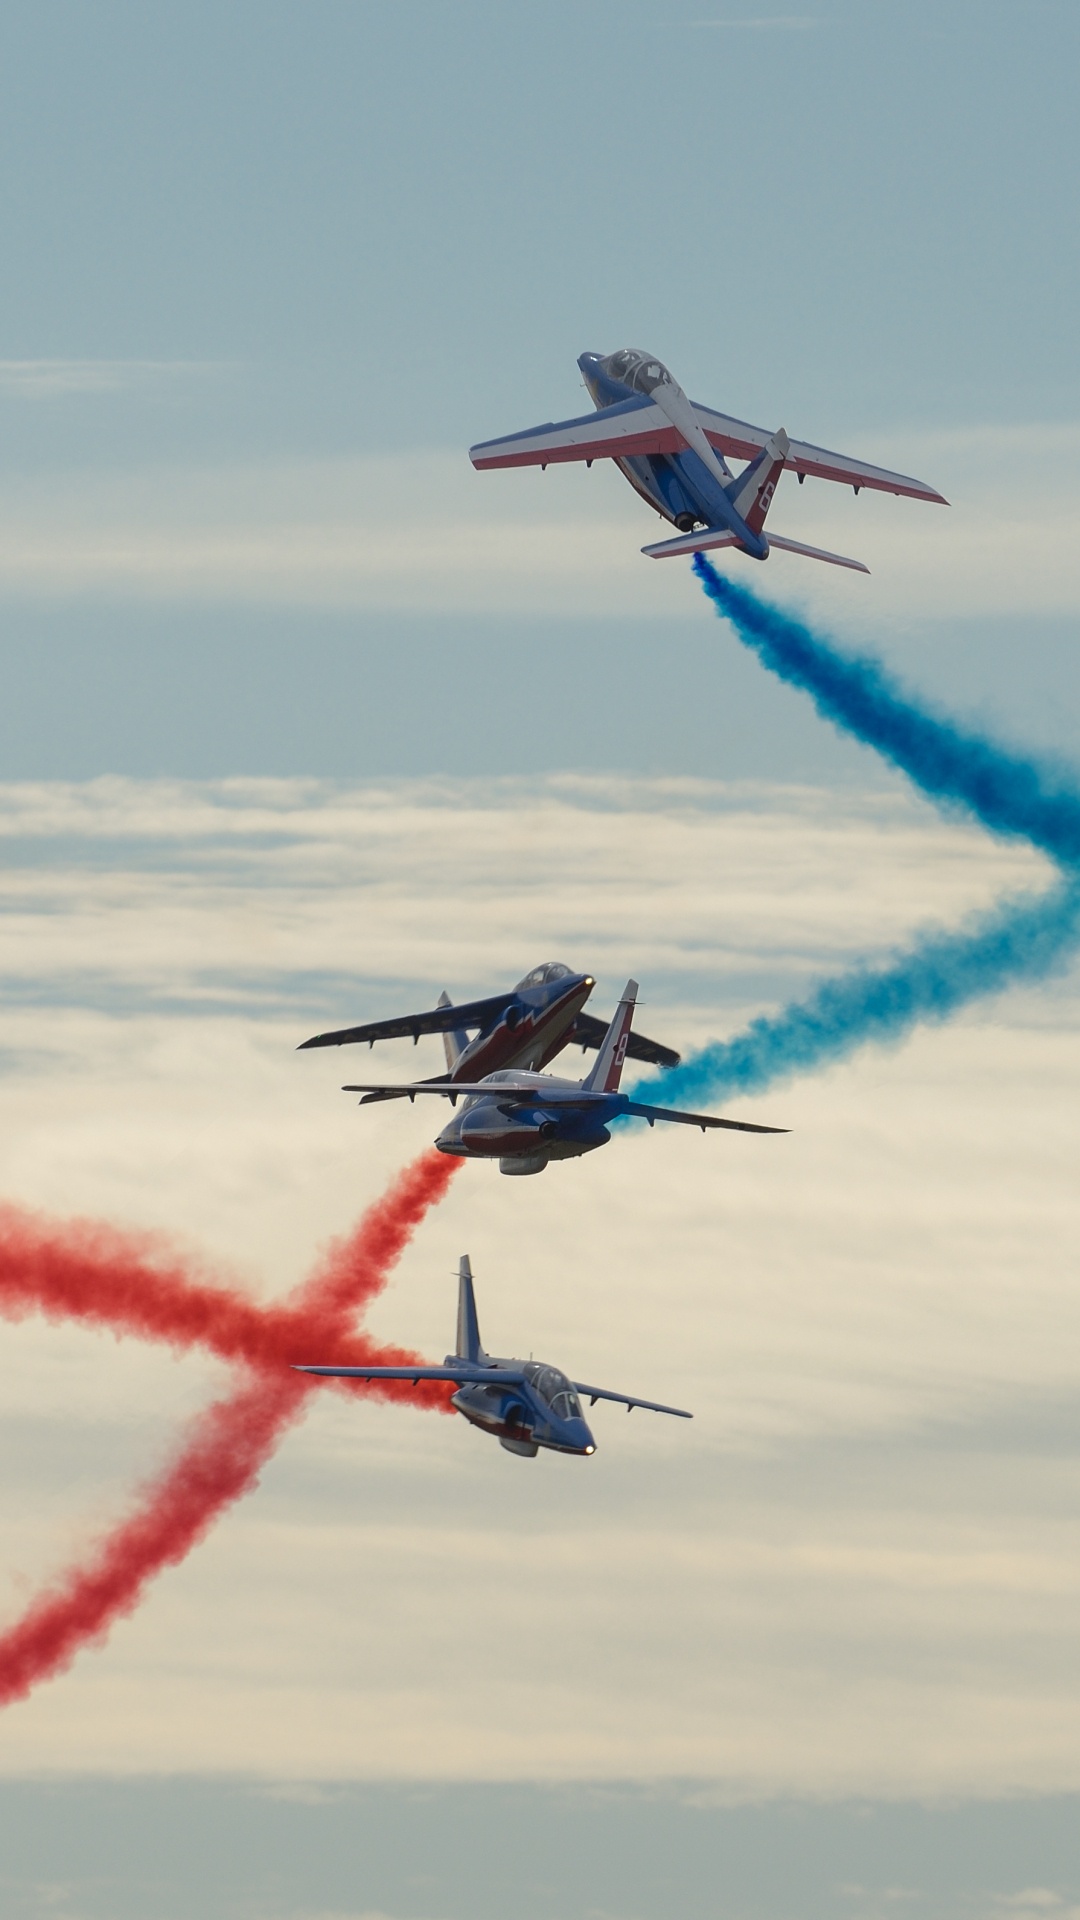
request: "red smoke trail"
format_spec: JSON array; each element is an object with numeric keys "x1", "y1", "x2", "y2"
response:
[
  {"x1": 0, "y1": 1149, "x2": 459, "y2": 1708},
  {"x1": 0, "y1": 1150, "x2": 458, "y2": 1391}
]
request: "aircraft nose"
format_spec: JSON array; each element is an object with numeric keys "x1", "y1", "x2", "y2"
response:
[
  {"x1": 568, "y1": 1417, "x2": 596, "y2": 1455},
  {"x1": 577, "y1": 352, "x2": 604, "y2": 377}
]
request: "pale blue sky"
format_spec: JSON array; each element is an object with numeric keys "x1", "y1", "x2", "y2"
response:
[{"x1": 0, "y1": 0, "x2": 1077, "y2": 781}]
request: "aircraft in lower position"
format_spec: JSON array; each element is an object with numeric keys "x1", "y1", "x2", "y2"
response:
[
  {"x1": 297, "y1": 960, "x2": 680, "y2": 1100},
  {"x1": 339, "y1": 978, "x2": 786, "y2": 1175},
  {"x1": 469, "y1": 347, "x2": 947, "y2": 573},
  {"x1": 296, "y1": 1255, "x2": 691, "y2": 1457}
]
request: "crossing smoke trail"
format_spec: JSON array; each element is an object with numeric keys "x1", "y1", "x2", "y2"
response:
[
  {"x1": 630, "y1": 556, "x2": 1080, "y2": 1108},
  {"x1": 0, "y1": 1149, "x2": 458, "y2": 1708}
]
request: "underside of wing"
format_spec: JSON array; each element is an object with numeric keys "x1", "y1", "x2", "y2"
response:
[
  {"x1": 342, "y1": 1080, "x2": 515, "y2": 1099},
  {"x1": 298, "y1": 990, "x2": 516, "y2": 1051},
  {"x1": 568, "y1": 1011, "x2": 681, "y2": 1070},
  {"x1": 354, "y1": 1075, "x2": 453, "y2": 1105},
  {"x1": 295, "y1": 1363, "x2": 527, "y2": 1384},
  {"x1": 470, "y1": 396, "x2": 681, "y2": 470},
  {"x1": 342, "y1": 1081, "x2": 603, "y2": 1106},
  {"x1": 624, "y1": 1100, "x2": 788, "y2": 1134},
  {"x1": 572, "y1": 1382, "x2": 692, "y2": 1418},
  {"x1": 692, "y1": 403, "x2": 948, "y2": 504}
]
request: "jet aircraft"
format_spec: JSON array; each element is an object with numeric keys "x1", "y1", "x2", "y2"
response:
[
  {"x1": 470, "y1": 347, "x2": 947, "y2": 573},
  {"x1": 296, "y1": 1254, "x2": 691, "y2": 1457},
  {"x1": 339, "y1": 978, "x2": 785, "y2": 1175},
  {"x1": 298, "y1": 960, "x2": 679, "y2": 1103}
]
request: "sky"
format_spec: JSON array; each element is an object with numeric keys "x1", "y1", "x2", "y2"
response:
[{"x1": 1, "y1": 2, "x2": 1080, "y2": 1916}]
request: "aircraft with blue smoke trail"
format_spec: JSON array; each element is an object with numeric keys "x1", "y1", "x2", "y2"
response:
[
  {"x1": 337, "y1": 978, "x2": 786, "y2": 1176},
  {"x1": 470, "y1": 348, "x2": 947, "y2": 572},
  {"x1": 297, "y1": 960, "x2": 680, "y2": 1098},
  {"x1": 296, "y1": 1254, "x2": 692, "y2": 1457}
]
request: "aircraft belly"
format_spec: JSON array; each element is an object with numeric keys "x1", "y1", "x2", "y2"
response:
[
  {"x1": 617, "y1": 453, "x2": 706, "y2": 529},
  {"x1": 458, "y1": 986, "x2": 592, "y2": 1079},
  {"x1": 453, "y1": 1384, "x2": 538, "y2": 1452},
  {"x1": 543, "y1": 1134, "x2": 608, "y2": 1161}
]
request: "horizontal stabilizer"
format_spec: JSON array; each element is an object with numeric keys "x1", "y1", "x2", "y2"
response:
[
  {"x1": 642, "y1": 526, "x2": 869, "y2": 571},
  {"x1": 642, "y1": 527, "x2": 741, "y2": 560},
  {"x1": 765, "y1": 531, "x2": 869, "y2": 573}
]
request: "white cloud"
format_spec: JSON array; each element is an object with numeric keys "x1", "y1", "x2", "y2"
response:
[
  {"x1": 0, "y1": 425, "x2": 1073, "y2": 622},
  {"x1": 0, "y1": 359, "x2": 213, "y2": 399},
  {"x1": 0, "y1": 776, "x2": 1079, "y2": 1791}
]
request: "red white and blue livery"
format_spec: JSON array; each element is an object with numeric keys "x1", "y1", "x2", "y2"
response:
[
  {"x1": 470, "y1": 347, "x2": 948, "y2": 573},
  {"x1": 338, "y1": 978, "x2": 786, "y2": 1177},
  {"x1": 296, "y1": 1255, "x2": 691, "y2": 1458}
]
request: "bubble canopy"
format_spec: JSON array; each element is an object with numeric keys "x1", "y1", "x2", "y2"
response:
[
  {"x1": 515, "y1": 961, "x2": 575, "y2": 989},
  {"x1": 525, "y1": 1364, "x2": 584, "y2": 1421},
  {"x1": 601, "y1": 348, "x2": 673, "y2": 395}
]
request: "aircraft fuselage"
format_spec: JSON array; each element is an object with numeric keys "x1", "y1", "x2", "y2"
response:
[
  {"x1": 435, "y1": 1069, "x2": 618, "y2": 1175},
  {"x1": 449, "y1": 969, "x2": 594, "y2": 1082},
  {"x1": 578, "y1": 350, "x2": 768, "y2": 559},
  {"x1": 452, "y1": 1359, "x2": 596, "y2": 1457}
]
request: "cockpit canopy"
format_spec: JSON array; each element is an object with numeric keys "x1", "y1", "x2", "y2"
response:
[
  {"x1": 525, "y1": 1363, "x2": 583, "y2": 1422},
  {"x1": 601, "y1": 348, "x2": 672, "y2": 396},
  {"x1": 516, "y1": 961, "x2": 574, "y2": 990}
]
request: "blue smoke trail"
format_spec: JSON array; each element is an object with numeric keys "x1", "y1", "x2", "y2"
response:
[
  {"x1": 627, "y1": 558, "x2": 1080, "y2": 1109},
  {"x1": 691, "y1": 554, "x2": 1080, "y2": 865},
  {"x1": 636, "y1": 877, "x2": 1080, "y2": 1110}
]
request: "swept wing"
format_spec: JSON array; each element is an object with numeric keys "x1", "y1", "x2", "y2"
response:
[
  {"x1": 470, "y1": 399, "x2": 944, "y2": 504},
  {"x1": 294, "y1": 1363, "x2": 526, "y2": 1384},
  {"x1": 470, "y1": 395, "x2": 680, "y2": 469},
  {"x1": 340, "y1": 1079, "x2": 786, "y2": 1133},
  {"x1": 569, "y1": 1009, "x2": 680, "y2": 1069},
  {"x1": 693, "y1": 404, "x2": 947, "y2": 503},
  {"x1": 622, "y1": 1099, "x2": 786, "y2": 1134},
  {"x1": 573, "y1": 1382, "x2": 692, "y2": 1418},
  {"x1": 301, "y1": 997, "x2": 676, "y2": 1067},
  {"x1": 298, "y1": 990, "x2": 516, "y2": 1051}
]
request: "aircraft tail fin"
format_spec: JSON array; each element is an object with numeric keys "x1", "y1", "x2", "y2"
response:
[
  {"x1": 582, "y1": 980, "x2": 638, "y2": 1094},
  {"x1": 726, "y1": 427, "x2": 790, "y2": 532},
  {"x1": 437, "y1": 991, "x2": 470, "y2": 1070},
  {"x1": 455, "y1": 1255, "x2": 485, "y2": 1363}
]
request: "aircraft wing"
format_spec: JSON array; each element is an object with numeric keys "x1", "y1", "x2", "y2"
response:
[
  {"x1": 469, "y1": 395, "x2": 681, "y2": 470},
  {"x1": 572, "y1": 1382, "x2": 692, "y2": 1419},
  {"x1": 568, "y1": 1011, "x2": 681, "y2": 1070},
  {"x1": 294, "y1": 1363, "x2": 526, "y2": 1384},
  {"x1": 624, "y1": 1099, "x2": 787, "y2": 1134},
  {"x1": 692, "y1": 403, "x2": 947, "y2": 504},
  {"x1": 340, "y1": 1081, "x2": 634, "y2": 1103},
  {"x1": 298, "y1": 991, "x2": 516, "y2": 1051},
  {"x1": 343, "y1": 1080, "x2": 511, "y2": 1100},
  {"x1": 339, "y1": 1083, "x2": 788, "y2": 1131}
]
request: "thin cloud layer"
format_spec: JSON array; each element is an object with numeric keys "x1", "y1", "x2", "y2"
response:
[
  {"x1": 0, "y1": 428, "x2": 1074, "y2": 620},
  {"x1": 1, "y1": 776, "x2": 1079, "y2": 1790}
]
